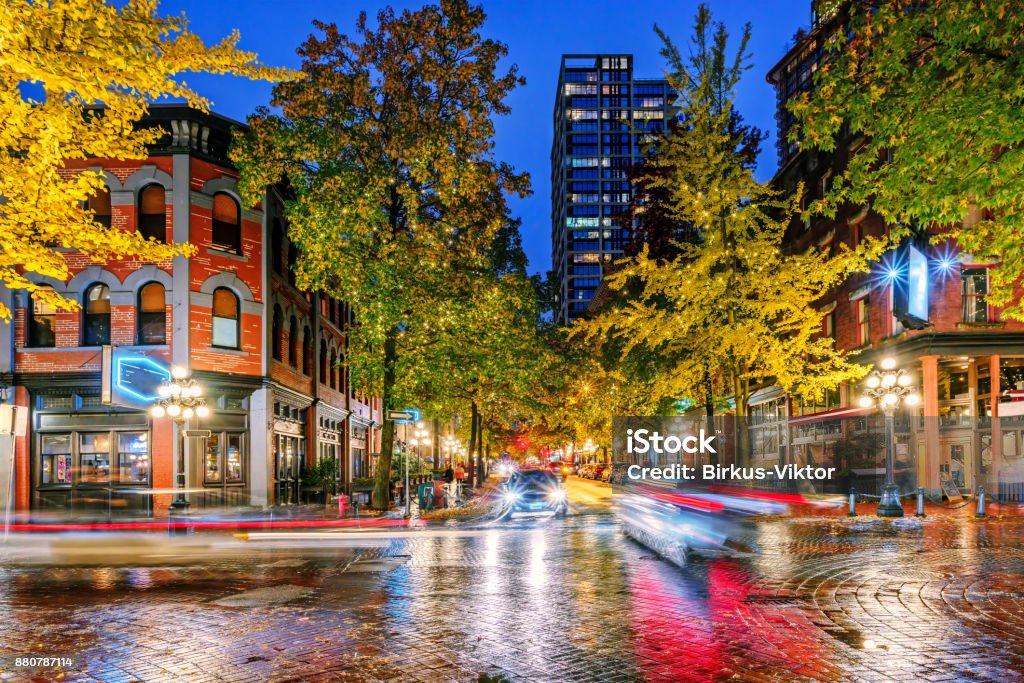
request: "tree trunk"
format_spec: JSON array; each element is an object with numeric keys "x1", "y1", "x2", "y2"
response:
[
  {"x1": 475, "y1": 420, "x2": 485, "y2": 486},
  {"x1": 371, "y1": 326, "x2": 399, "y2": 510},
  {"x1": 704, "y1": 372, "x2": 717, "y2": 466},
  {"x1": 468, "y1": 400, "x2": 478, "y2": 487}
]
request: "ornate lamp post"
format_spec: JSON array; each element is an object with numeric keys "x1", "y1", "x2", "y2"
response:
[
  {"x1": 150, "y1": 366, "x2": 209, "y2": 512},
  {"x1": 405, "y1": 421, "x2": 430, "y2": 517},
  {"x1": 859, "y1": 357, "x2": 920, "y2": 517}
]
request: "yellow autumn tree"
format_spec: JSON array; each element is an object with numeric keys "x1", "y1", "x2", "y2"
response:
[{"x1": 0, "y1": 0, "x2": 294, "y2": 320}]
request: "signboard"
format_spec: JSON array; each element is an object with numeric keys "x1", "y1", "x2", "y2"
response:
[
  {"x1": 102, "y1": 347, "x2": 171, "y2": 410},
  {"x1": 998, "y1": 401, "x2": 1024, "y2": 417},
  {"x1": 892, "y1": 244, "x2": 929, "y2": 329},
  {"x1": 387, "y1": 408, "x2": 422, "y2": 424},
  {"x1": 939, "y1": 472, "x2": 963, "y2": 503}
]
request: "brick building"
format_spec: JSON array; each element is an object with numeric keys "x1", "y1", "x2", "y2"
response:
[
  {"x1": 760, "y1": 1, "x2": 1024, "y2": 498},
  {"x1": 0, "y1": 105, "x2": 380, "y2": 517}
]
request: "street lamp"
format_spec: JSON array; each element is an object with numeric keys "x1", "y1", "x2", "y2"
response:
[
  {"x1": 859, "y1": 357, "x2": 919, "y2": 517},
  {"x1": 150, "y1": 365, "x2": 209, "y2": 512}
]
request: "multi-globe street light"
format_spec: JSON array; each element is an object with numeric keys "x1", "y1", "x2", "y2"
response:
[
  {"x1": 150, "y1": 365, "x2": 210, "y2": 512},
  {"x1": 858, "y1": 357, "x2": 919, "y2": 517}
]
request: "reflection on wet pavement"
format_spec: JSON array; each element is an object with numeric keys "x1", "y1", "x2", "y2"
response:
[{"x1": 0, "y1": 478, "x2": 1022, "y2": 682}]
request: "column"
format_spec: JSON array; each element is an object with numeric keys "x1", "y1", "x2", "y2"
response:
[
  {"x1": 921, "y1": 355, "x2": 941, "y2": 493},
  {"x1": 990, "y1": 354, "x2": 1002, "y2": 497}
]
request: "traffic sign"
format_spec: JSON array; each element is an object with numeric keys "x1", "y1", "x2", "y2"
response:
[{"x1": 386, "y1": 408, "x2": 422, "y2": 424}]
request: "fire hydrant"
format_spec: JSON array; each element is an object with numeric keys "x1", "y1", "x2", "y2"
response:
[{"x1": 337, "y1": 494, "x2": 350, "y2": 516}]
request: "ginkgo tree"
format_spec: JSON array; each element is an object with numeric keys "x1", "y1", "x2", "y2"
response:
[
  {"x1": 233, "y1": 1, "x2": 529, "y2": 510},
  {"x1": 0, "y1": 0, "x2": 293, "y2": 321},
  {"x1": 791, "y1": 0, "x2": 1024, "y2": 317},
  {"x1": 575, "y1": 6, "x2": 870, "y2": 463}
]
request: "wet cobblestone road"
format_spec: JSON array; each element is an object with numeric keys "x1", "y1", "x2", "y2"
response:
[{"x1": 1, "y1": 478, "x2": 1024, "y2": 682}]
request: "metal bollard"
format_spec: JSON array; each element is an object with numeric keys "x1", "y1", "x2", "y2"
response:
[
  {"x1": 915, "y1": 487, "x2": 926, "y2": 518},
  {"x1": 847, "y1": 487, "x2": 857, "y2": 517},
  {"x1": 975, "y1": 486, "x2": 986, "y2": 518}
]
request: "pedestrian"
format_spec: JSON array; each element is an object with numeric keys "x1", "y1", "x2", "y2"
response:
[{"x1": 444, "y1": 465, "x2": 454, "y2": 484}]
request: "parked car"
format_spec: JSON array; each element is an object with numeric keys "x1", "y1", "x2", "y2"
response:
[
  {"x1": 590, "y1": 463, "x2": 607, "y2": 480},
  {"x1": 502, "y1": 469, "x2": 568, "y2": 516},
  {"x1": 604, "y1": 462, "x2": 631, "y2": 485},
  {"x1": 578, "y1": 463, "x2": 593, "y2": 478}
]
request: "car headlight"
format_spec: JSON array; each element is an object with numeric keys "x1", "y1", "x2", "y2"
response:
[
  {"x1": 548, "y1": 488, "x2": 567, "y2": 503},
  {"x1": 503, "y1": 490, "x2": 521, "y2": 505}
]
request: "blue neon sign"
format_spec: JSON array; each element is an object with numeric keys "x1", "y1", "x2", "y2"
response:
[{"x1": 110, "y1": 350, "x2": 171, "y2": 409}]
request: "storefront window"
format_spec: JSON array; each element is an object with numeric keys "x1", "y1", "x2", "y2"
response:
[
  {"x1": 40, "y1": 434, "x2": 71, "y2": 485},
  {"x1": 79, "y1": 433, "x2": 110, "y2": 483},
  {"x1": 206, "y1": 432, "x2": 245, "y2": 485},
  {"x1": 226, "y1": 434, "x2": 243, "y2": 482},
  {"x1": 117, "y1": 432, "x2": 150, "y2": 484}
]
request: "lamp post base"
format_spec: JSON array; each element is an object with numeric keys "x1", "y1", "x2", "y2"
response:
[
  {"x1": 168, "y1": 498, "x2": 191, "y2": 535},
  {"x1": 876, "y1": 484, "x2": 904, "y2": 517}
]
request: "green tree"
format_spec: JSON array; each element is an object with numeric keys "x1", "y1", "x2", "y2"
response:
[
  {"x1": 575, "y1": 5, "x2": 869, "y2": 462},
  {"x1": 233, "y1": 1, "x2": 527, "y2": 509},
  {"x1": 0, "y1": 0, "x2": 292, "y2": 320},
  {"x1": 791, "y1": 0, "x2": 1024, "y2": 317}
]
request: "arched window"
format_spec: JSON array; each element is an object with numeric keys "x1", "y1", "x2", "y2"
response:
[
  {"x1": 211, "y1": 193, "x2": 241, "y2": 254},
  {"x1": 88, "y1": 187, "x2": 111, "y2": 227},
  {"x1": 137, "y1": 282, "x2": 166, "y2": 344},
  {"x1": 319, "y1": 342, "x2": 328, "y2": 384},
  {"x1": 138, "y1": 185, "x2": 166, "y2": 242},
  {"x1": 329, "y1": 349, "x2": 337, "y2": 389},
  {"x1": 28, "y1": 285, "x2": 56, "y2": 347},
  {"x1": 288, "y1": 316, "x2": 299, "y2": 366},
  {"x1": 302, "y1": 326, "x2": 312, "y2": 375},
  {"x1": 272, "y1": 305, "x2": 283, "y2": 361},
  {"x1": 83, "y1": 284, "x2": 111, "y2": 346},
  {"x1": 211, "y1": 287, "x2": 239, "y2": 348}
]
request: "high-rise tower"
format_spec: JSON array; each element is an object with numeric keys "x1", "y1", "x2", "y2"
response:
[{"x1": 551, "y1": 54, "x2": 673, "y2": 325}]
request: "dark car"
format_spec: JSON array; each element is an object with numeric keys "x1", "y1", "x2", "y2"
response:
[
  {"x1": 545, "y1": 461, "x2": 571, "y2": 480},
  {"x1": 590, "y1": 463, "x2": 607, "y2": 480},
  {"x1": 604, "y1": 462, "x2": 631, "y2": 485},
  {"x1": 502, "y1": 469, "x2": 568, "y2": 516}
]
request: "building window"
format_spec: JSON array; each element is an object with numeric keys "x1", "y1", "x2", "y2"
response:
[
  {"x1": 137, "y1": 282, "x2": 166, "y2": 345},
  {"x1": 138, "y1": 185, "x2": 166, "y2": 242},
  {"x1": 288, "y1": 316, "x2": 298, "y2": 366},
  {"x1": 211, "y1": 287, "x2": 239, "y2": 349},
  {"x1": 962, "y1": 268, "x2": 989, "y2": 323},
  {"x1": 329, "y1": 350, "x2": 337, "y2": 389},
  {"x1": 824, "y1": 311, "x2": 835, "y2": 340},
  {"x1": 272, "y1": 305, "x2": 283, "y2": 361},
  {"x1": 28, "y1": 285, "x2": 56, "y2": 347},
  {"x1": 88, "y1": 187, "x2": 111, "y2": 227},
  {"x1": 856, "y1": 297, "x2": 870, "y2": 347},
  {"x1": 211, "y1": 193, "x2": 241, "y2": 253},
  {"x1": 889, "y1": 285, "x2": 904, "y2": 336},
  {"x1": 205, "y1": 432, "x2": 245, "y2": 484},
  {"x1": 302, "y1": 326, "x2": 312, "y2": 375},
  {"x1": 320, "y1": 343, "x2": 328, "y2": 384},
  {"x1": 117, "y1": 432, "x2": 150, "y2": 484},
  {"x1": 287, "y1": 242, "x2": 298, "y2": 286},
  {"x1": 83, "y1": 284, "x2": 111, "y2": 346}
]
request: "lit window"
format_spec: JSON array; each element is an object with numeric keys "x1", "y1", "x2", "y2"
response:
[
  {"x1": 211, "y1": 287, "x2": 239, "y2": 348},
  {"x1": 211, "y1": 193, "x2": 241, "y2": 253},
  {"x1": 88, "y1": 188, "x2": 111, "y2": 227},
  {"x1": 138, "y1": 185, "x2": 166, "y2": 242},
  {"x1": 137, "y1": 282, "x2": 166, "y2": 344},
  {"x1": 961, "y1": 268, "x2": 989, "y2": 323},
  {"x1": 856, "y1": 297, "x2": 870, "y2": 346}
]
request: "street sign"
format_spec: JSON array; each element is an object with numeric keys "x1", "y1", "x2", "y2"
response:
[
  {"x1": 387, "y1": 408, "x2": 421, "y2": 424},
  {"x1": 184, "y1": 429, "x2": 212, "y2": 438}
]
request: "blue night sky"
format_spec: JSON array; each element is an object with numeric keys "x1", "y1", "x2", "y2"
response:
[{"x1": 161, "y1": 0, "x2": 812, "y2": 276}]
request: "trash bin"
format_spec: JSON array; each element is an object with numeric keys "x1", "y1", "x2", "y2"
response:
[{"x1": 418, "y1": 482, "x2": 435, "y2": 510}]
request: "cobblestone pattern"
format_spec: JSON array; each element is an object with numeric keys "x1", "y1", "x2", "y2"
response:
[{"x1": 1, "y1": 502, "x2": 1023, "y2": 682}]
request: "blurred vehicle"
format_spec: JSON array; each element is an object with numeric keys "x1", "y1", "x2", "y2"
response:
[
  {"x1": 545, "y1": 461, "x2": 571, "y2": 480},
  {"x1": 577, "y1": 463, "x2": 592, "y2": 478},
  {"x1": 604, "y1": 462, "x2": 631, "y2": 485},
  {"x1": 494, "y1": 460, "x2": 518, "y2": 478},
  {"x1": 501, "y1": 469, "x2": 568, "y2": 517},
  {"x1": 590, "y1": 463, "x2": 607, "y2": 481},
  {"x1": 615, "y1": 480, "x2": 799, "y2": 567}
]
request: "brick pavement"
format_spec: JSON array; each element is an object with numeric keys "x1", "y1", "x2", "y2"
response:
[{"x1": 0, "y1": 499, "x2": 1023, "y2": 682}]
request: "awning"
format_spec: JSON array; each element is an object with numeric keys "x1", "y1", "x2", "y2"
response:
[{"x1": 788, "y1": 406, "x2": 874, "y2": 426}]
